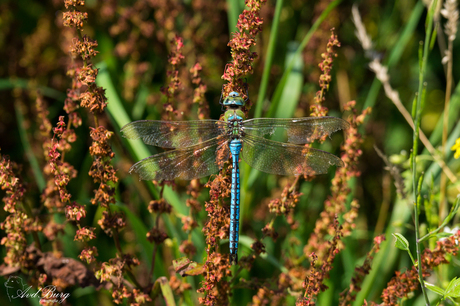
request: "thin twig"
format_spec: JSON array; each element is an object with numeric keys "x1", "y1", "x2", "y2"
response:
[
  {"x1": 370, "y1": 59, "x2": 458, "y2": 187},
  {"x1": 374, "y1": 145, "x2": 407, "y2": 199}
]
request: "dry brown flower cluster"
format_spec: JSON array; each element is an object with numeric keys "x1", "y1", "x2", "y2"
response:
[
  {"x1": 310, "y1": 29, "x2": 341, "y2": 118},
  {"x1": 297, "y1": 218, "x2": 343, "y2": 305},
  {"x1": 364, "y1": 231, "x2": 460, "y2": 306},
  {"x1": 222, "y1": 0, "x2": 267, "y2": 108},
  {"x1": 0, "y1": 153, "x2": 30, "y2": 266},
  {"x1": 61, "y1": 1, "x2": 150, "y2": 304}
]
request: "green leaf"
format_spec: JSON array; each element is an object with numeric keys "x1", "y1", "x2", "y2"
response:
[
  {"x1": 429, "y1": 26, "x2": 437, "y2": 50},
  {"x1": 445, "y1": 277, "x2": 460, "y2": 298},
  {"x1": 116, "y1": 203, "x2": 153, "y2": 261},
  {"x1": 274, "y1": 41, "x2": 303, "y2": 119},
  {"x1": 152, "y1": 277, "x2": 176, "y2": 306},
  {"x1": 0, "y1": 77, "x2": 66, "y2": 101},
  {"x1": 392, "y1": 233, "x2": 409, "y2": 251},
  {"x1": 425, "y1": 281, "x2": 445, "y2": 296}
]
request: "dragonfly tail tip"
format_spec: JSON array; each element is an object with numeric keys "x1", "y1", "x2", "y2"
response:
[{"x1": 229, "y1": 254, "x2": 238, "y2": 265}]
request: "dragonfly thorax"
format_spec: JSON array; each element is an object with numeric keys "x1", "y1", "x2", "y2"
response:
[
  {"x1": 226, "y1": 118, "x2": 244, "y2": 139},
  {"x1": 224, "y1": 108, "x2": 245, "y2": 121}
]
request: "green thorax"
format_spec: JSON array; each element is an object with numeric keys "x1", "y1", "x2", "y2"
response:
[
  {"x1": 224, "y1": 109, "x2": 245, "y2": 137},
  {"x1": 224, "y1": 109, "x2": 246, "y2": 122},
  {"x1": 222, "y1": 92, "x2": 246, "y2": 136}
]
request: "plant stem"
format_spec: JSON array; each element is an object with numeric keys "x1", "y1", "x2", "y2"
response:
[
  {"x1": 414, "y1": 176, "x2": 429, "y2": 305},
  {"x1": 439, "y1": 25, "x2": 454, "y2": 223},
  {"x1": 412, "y1": 1, "x2": 438, "y2": 305},
  {"x1": 149, "y1": 213, "x2": 161, "y2": 282},
  {"x1": 149, "y1": 244, "x2": 158, "y2": 281}
]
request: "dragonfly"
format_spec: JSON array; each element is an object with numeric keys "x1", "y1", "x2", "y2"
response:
[{"x1": 121, "y1": 90, "x2": 349, "y2": 264}]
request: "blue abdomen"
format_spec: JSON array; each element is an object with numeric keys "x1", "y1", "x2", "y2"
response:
[{"x1": 229, "y1": 139, "x2": 242, "y2": 264}]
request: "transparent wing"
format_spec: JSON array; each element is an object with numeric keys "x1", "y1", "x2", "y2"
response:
[
  {"x1": 241, "y1": 134, "x2": 343, "y2": 176},
  {"x1": 129, "y1": 136, "x2": 230, "y2": 181},
  {"x1": 121, "y1": 120, "x2": 227, "y2": 148},
  {"x1": 243, "y1": 116, "x2": 349, "y2": 144}
]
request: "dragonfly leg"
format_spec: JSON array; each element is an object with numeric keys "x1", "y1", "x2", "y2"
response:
[
  {"x1": 243, "y1": 80, "x2": 249, "y2": 102},
  {"x1": 219, "y1": 85, "x2": 224, "y2": 111}
]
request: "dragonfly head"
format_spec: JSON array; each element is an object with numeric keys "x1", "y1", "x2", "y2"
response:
[{"x1": 222, "y1": 91, "x2": 245, "y2": 108}]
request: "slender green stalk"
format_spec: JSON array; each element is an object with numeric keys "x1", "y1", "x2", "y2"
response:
[
  {"x1": 254, "y1": 0, "x2": 284, "y2": 118},
  {"x1": 414, "y1": 174, "x2": 429, "y2": 305},
  {"x1": 412, "y1": 1, "x2": 438, "y2": 304}
]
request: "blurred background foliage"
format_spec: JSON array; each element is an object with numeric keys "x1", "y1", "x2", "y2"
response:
[{"x1": 0, "y1": 0, "x2": 460, "y2": 305}]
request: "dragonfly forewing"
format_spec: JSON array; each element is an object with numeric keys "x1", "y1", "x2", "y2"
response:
[
  {"x1": 129, "y1": 136, "x2": 230, "y2": 181},
  {"x1": 241, "y1": 134, "x2": 343, "y2": 177},
  {"x1": 121, "y1": 120, "x2": 227, "y2": 148},
  {"x1": 243, "y1": 117, "x2": 349, "y2": 144}
]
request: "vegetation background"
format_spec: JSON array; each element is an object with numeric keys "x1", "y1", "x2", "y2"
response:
[{"x1": 0, "y1": 0, "x2": 459, "y2": 305}]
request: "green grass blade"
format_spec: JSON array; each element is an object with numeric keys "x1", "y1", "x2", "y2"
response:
[
  {"x1": 254, "y1": 0, "x2": 284, "y2": 118},
  {"x1": 132, "y1": 84, "x2": 149, "y2": 120},
  {"x1": 387, "y1": 1, "x2": 425, "y2": 67},
  {"x1": 116, "y1": 203, "x2": 154, "y2": 263},
  {"x1": 274, "y1": 41, "x2": 303, "y2": 119},
  {"x1": 242, "y1": 1, "x2": 339, "y2": 210},
  {"x1": 266, "y1": 0, "x2": 342, "y2": 118},
  {"x1": 0, "y1": 78, "x2": 66, "y2": 101},
  {"x1": 226, "y1": 0, "x2": 241, "y2": 34},
  {"x1": 158, "y1": 276, "x2": 176, "y2": 306},
  {"x1": 425, "y1": 82, "x2": 460, "y2": 148},
  {"x1": 96, "y1": 62, "x2": 185, "y2": 214},
  {"x1": 14, "y1": 103, "x2": 46, "y2": 192},
  {"x1": 152, "y1": 276, "x2": 177, "y2": 306},
  {"x1": 423, "y1": 120, "x2": 460, "y2": 184},
  {"x1": 243, "y1": 42, "x2": 303, "y2": 191},
  {"x1": 362, "y1": 1, "x2": 424, "y2": 112},
  {"x1": 96, "y1": 62, "x2": 152, "y2": 167}
]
